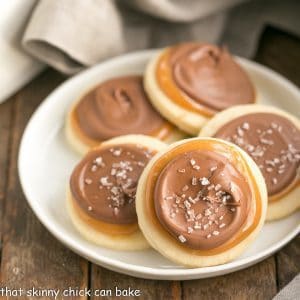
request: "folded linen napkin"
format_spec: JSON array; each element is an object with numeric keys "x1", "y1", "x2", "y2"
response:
[
  {"x1": 22, "y1": 0, "x2": 124, "y2": 74},
  {"x1": 273, "y1": 274, "x2": 300, "y2": 300},
  {"x1": 22, "y1": 0, "x2": 236, "y2": 75},
  {"x1": 0, "y1": 0, "x2": 44, "y2": 103},
  {"x1": 21, "y1": 0, "x2": 300, "y2": 75}
]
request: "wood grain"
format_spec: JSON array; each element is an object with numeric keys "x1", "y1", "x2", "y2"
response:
[
  {"x1": 0, "y1": 70, "x2": 88, "y2": 300},
  {"x1": 276, "y1": 236, "x2": 300, "y2": 290},
  {"x1": 182, "y1": 257, "x2": 276, "y2": 300},
  {"x1": 255, "y1": 25, "x2": 300, "y2": 86},
  {"x1": 0, "y1": 100, "x2": 13, "y2": 253},
  {"x1": 90, "y1": 265, "x2": 181, "y2": 300}
]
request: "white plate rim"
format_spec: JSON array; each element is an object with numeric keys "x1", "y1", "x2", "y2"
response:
[{"x1": 18, "y1": 49, "x2": 300, "y2": 280}]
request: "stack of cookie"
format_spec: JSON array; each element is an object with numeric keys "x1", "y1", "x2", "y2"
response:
[{"x1": 65, "y1": 42, "x2": 300, "y2": 268}]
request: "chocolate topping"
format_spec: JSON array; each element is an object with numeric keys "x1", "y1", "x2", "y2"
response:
[
  {"x1": 70, "y1": 144, "x2": 154, "y2": 224},
  {"x1": 169, "y1": 43, "x2": 255, "y2": 111},
  {"x1": 214, "y1": 113, "x2": 300, "y2": 197},
  {"x1": 75, "y1": 76, "x2": 167, "y2": 140},
  {"x1": 154, "y1": 150, "x2": 251, "y2": 250}
]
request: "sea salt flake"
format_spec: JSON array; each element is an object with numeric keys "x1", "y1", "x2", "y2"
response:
[
  {"x1": 184, "y1": 200, "x2": 191, "y2": 209},
  {"x1": 237, "y1": 127, "x2": 244, "y2": 137},
  {"x1": 94, "y1": 157, "x2": 103, "y2": 165},
  {"x1": 100, "y1": 176, "x2": 113, "y2": 186},
  {"x1": 196, "y1": 213, "x2": 202, "y2": 220},
  {"x1": 91, "y1": 165, "x2": 97, "y2": 172},
  {"x1": 214, "y1": 184, "x2": 221, "y2": 191},
  {"x1": 111, "y1": 186, "x2": 119, "y2": 195},
  {"x1": 187, "y1": 227, "x2": 194, "y2": 234},
  {"x1": 242, "y1": 122, "x2": 250, "y2": 130},
  {"x1": 190, "y1": 159, "x2": 196, "y2": 166},
  {"x1": 182, "y1": 185, "x2": 189, "y2": 192},
  {"x1": 210, "y1": 166, "x2": 217, "y2": 172},
  {"x1": 200, "y1": 177, "x2": 210, "y2": 185},
  {"x1": 192, "y1": 177, "x2": 198, "y2": 185},
  {"x1": 113, "y1": 149, "x2": 122, "y2": 156},
  {"x1": 178, "y1": 235, "x2": 187, "y2": 243},
  {"x1": 85, "y1": 178, "x2": 92, "y2": 185}
]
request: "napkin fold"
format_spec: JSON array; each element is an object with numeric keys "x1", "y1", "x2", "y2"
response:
[
  {"x1": 22, "y1": 0, "x2": 300, "y2": 76},
  {"x1": 22, "y1": 0, "x2": 239, "y2": 74},
  {"x1": 273, "y1": 274, "x2": 300, "y2": 300},
  {"x1": 0, "y1": 0, "x2": 44, "y2": 103},
  {"x1": 22, "y1": 0, "x2": 124, "y2": 74},
  {"x1": 122, "y1": 0, "x2": 244, "y2": 22}
]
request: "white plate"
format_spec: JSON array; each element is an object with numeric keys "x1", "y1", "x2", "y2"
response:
[{"x1": 19, "y1": 50, "x2": 300, "y2": 280}]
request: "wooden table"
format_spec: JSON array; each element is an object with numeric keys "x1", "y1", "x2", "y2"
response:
[{"x1": 0, "y1": 26, "x2": 299, "y2": 300}]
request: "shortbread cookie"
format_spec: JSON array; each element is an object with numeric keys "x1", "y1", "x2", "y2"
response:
[
  {"x1": 66, "y1": 75, "x2": 185, "y2": 154},
  {"x1": 199, "y1": 104, "x2": 300, "y2": 220},
  {"x1": 136, "y1": 137, "x2": 267, "y2": 267},
  {"x1": 144, "y1": 42, "x2": 256, "y2": 135},
  {"x1": 67, "y1": 135, "x2": 166, "y2": 250}
]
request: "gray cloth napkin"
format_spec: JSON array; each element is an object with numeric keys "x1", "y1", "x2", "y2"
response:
[
  {"x1": 273, "y1": 274, "x2": 300, "y2": 300},
  {"x1": 22, "y1": 0, "x2": 300, "y2": 75},
  {"x1": 22, "y1": 0, "x2": 242, "y2": 74},
  {"x1": 23, "y1": 0, "x2": 124, "y2": 74}
]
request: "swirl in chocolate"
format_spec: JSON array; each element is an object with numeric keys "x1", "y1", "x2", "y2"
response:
[
  {"x1": 75, "y1": 76, "x2": 167, "y2": 140},
  {"x1": 70, "y1": 144, "x2": 154, "y2": 224},
  {"x1": 154, "y1": 150, "x2": 251, "y2": 250},
  {"x1": 214, "y1": 113, "x2": 300, "y2": 197},
  {"x1": 169, "y1": 43, "x2": 255, "y2": 111}
]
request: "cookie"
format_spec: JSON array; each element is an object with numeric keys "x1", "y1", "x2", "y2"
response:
[
  {"x1": 144, "y1": 42, "x2": 256, "y2": 135},
  {"x1": 66, "y1": 75, "x2": 185, "y2": 154},
  {"x1": 67, "y1": 134, "x2": 167, "y2": 250},
  {"x1": 199, "y1": 104, "x2": 300, "y2": 220},
  {"x1": 136, "y1": 137, "x2": 267, "y2": 267}
]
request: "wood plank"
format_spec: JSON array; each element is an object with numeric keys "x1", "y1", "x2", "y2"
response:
[
  {"x1": 0, "y1": 69, "x2": 89, "y2": 299},
  {"x1": 90, "y1": 266, "x2": 181, "y2": 300},
  {"x1": 0, "y1": 100, "x2": 13, "y2": 250},
  {"x1": 276, "y1": 236, "x2": 300, "y2": 290},
  {"x1": 182, "y1": 257, "x2": 276, "y2": 300},
  {"x1": 255, "y1": 25, "x2": 300, "y2": 86}
]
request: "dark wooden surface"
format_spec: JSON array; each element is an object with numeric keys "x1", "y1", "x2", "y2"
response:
[{"x1": 0, "y1": 26, "x2": 299, "y2": 300}]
